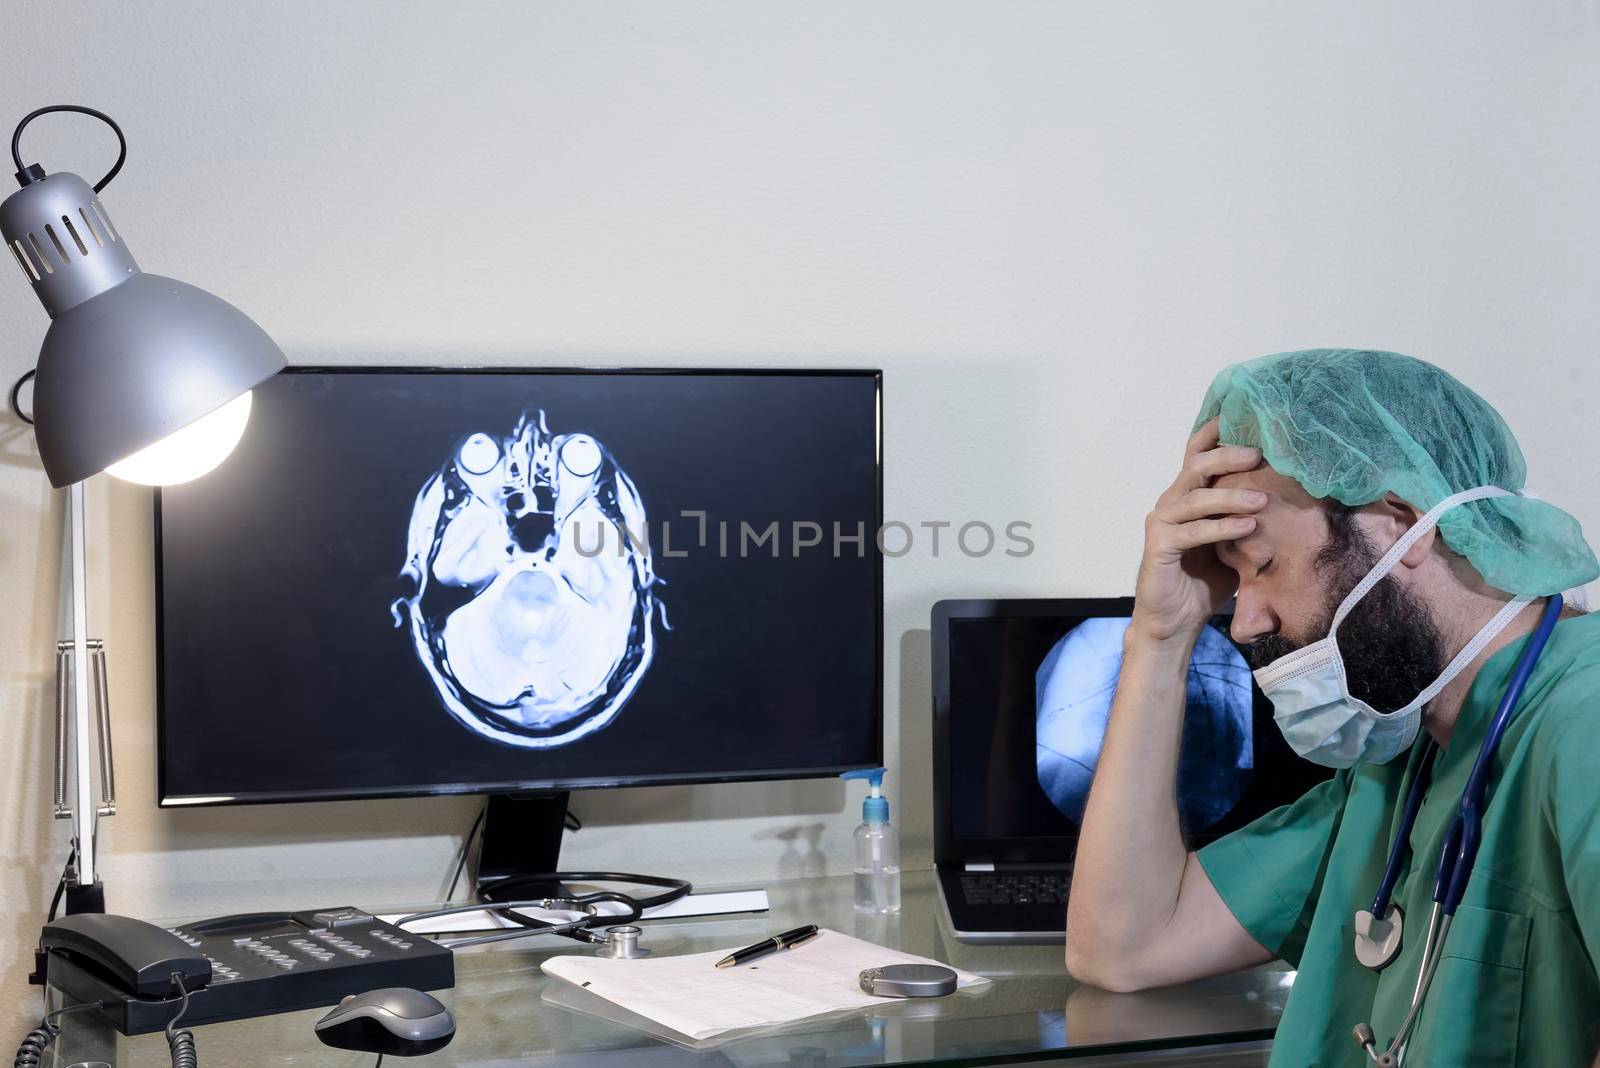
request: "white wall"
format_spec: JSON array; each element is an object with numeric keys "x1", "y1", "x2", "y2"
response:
[{"x1": 3, "y1": 0, "x2": 1597, "y2": 1033}]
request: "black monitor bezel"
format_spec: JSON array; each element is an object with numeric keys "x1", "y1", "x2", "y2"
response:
[
  {"x1": 932, "y1": 596, "x2": 1264, "y2": 866},
  {"x1": 155, "y1": 365, "x2": 884, "y2": 808}
]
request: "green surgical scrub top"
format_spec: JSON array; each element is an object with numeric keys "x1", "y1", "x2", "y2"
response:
[{"x1": 1198, "y1": 610, "x2": 1600, "y2": 1066}]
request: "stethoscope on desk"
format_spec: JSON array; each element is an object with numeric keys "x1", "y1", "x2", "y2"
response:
[
  {"x1": 1350, "y1": 593, "x2": 1563, "y2": 1066},
  {"x1": 395, "y1": 872, "x2": 692, "y2": 951}
]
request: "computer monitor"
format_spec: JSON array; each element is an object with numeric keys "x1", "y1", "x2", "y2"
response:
[
  {"x1": 155, "y1": 368, "x2": 883, "y2": 824},
  {"x1": 931, "y1": 598, "x2": 1331, "y2": 867}
]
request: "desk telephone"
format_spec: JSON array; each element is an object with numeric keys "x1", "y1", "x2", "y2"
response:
[{"x1": 37, "y1": 907, "x2": 454, "y2": 1036}]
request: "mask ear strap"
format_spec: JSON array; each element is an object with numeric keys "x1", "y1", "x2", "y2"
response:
[
  {"x1": 1328, "y1": 486, "x2": 1515, "y2": 631},
  {"x1": 1397, "y1": 593, "x2": 1534, "y2": 712}
]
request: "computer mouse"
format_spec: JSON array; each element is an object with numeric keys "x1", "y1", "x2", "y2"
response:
[{"x1": 314, "y1": 987, "x2": 456, "y2": 1056}]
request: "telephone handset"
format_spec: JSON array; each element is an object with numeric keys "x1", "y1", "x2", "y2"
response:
[
  {"x1": 27, "y1": 914, "x2": 210, "y2": 1067},
  {"x1": 39, "y1": 913, "x2": 212, "y2": 996}
]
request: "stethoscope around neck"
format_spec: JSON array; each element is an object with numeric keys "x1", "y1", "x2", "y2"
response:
[{"x1": 1349, "y1": 593, "x2": 1563, "y2": 1066}]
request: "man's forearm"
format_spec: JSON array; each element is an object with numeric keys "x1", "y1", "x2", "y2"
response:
[{"x1": 1067, "y1": 630, "x2": 1195, "y2": 979}]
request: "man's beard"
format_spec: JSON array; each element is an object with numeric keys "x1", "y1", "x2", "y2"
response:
[{"x1": 1244, "y1": 514, "x2": 1448, "y2": 714}]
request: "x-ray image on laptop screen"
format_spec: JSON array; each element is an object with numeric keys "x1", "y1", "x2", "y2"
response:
[
  {"x1": 155, "y1": 368, "x2": 882, "y2": 805},
  {"x1": 945, "y1": 611, "x2": 1330, "y2": 844}
]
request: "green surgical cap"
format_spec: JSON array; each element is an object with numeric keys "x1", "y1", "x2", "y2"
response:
[{"x1": 1192, "y1": 348, "x2": 1598, "y2": 597}]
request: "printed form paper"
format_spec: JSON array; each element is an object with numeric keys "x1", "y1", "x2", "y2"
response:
[{"x1": 541, "y1": 928, "x2": 991, "y2": 1040}]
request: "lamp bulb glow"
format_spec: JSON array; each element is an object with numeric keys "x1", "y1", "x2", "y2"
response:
[{"x1": 104, "y1": 391, "x2": 253, "y2": 486}]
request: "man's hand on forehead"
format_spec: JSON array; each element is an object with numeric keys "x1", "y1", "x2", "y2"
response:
[
  {"x1": 1154, "y1": 420, "x2": 1270, "y2": 546},
  {"x1": 1188, "y1": 420, "x2": 1321, "y2": 517},
  {"x1": 1125, "y1": 418, "x2": 1271, "y2": 645}
]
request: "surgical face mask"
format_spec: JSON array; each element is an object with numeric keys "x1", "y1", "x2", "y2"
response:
[{"x1": 1254, "y1": 486, "x2": 1533, "y2": 768}]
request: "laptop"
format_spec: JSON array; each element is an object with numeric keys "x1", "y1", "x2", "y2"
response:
[{"x1": 931, "y1": 597, "x2": 1331, "y2": 944}]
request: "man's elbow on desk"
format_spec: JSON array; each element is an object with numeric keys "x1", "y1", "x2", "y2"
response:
[{"x1": 1064, "y1": 927, "x2": 1160, "y2": 994}]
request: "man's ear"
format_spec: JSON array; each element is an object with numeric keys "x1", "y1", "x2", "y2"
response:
[{"x1": 1380, "y1": 493, "x2": 1435, "y2": 568}]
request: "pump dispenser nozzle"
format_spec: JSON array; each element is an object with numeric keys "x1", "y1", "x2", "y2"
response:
[{"x1": 841, "y1": 767, "x2": 890, "y2": 824}]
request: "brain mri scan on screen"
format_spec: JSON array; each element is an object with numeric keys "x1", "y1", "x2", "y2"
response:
[
  {"x1": 1035, "y1": 617, "x2": 1253, "y2": 830},
  {"x1": 155, "y1": 369, "x2": 882, "y2": 805},
  {"x1": 391, "y1": 409, "x2": 659, "y2": 749}
]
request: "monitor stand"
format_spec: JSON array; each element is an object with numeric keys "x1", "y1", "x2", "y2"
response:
[
  {"x1": 465, "y1": 792, "x2": 771, "y2": 923},
  {"x1": 475, "y1": 791, "x2": 571, "y2": 900}
]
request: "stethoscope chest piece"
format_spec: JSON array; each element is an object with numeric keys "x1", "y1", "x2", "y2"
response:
[
  {"x1": 1353, "y1": 904, "x2": 1404, "y2": 970},
  {"x1": 597, "y1": 924, "x2": 651, "y2": 959}
]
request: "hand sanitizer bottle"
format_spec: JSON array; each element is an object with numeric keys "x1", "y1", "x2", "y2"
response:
[{"x1": 842, "y1": 768, "x2": 900, "y2": 914}]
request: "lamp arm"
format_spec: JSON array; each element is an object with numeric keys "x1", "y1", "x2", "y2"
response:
[{"x1": 54, "y1": 480, "x2": 115, "y2": 908}]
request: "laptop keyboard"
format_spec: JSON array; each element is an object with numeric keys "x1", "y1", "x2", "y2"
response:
[{"x1": 961, "y1": 871, "x2": 1070, "y2": 907}]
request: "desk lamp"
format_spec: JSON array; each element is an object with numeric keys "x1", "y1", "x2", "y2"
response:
[{"x1": 3, "y1": 105, "x2": 286, "y2": 913}]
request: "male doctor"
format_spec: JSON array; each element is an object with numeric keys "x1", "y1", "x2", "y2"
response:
[{"x1": 1067, "y1": 349, "x2": 1600, "y2": 1065}]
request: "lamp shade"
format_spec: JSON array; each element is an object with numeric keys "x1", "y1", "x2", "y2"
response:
[
  {"x1": 32, "y1": 272, "x2": 284, "y2": 486},
  {"x1": 2, "y1": 170, "x2": 285, "y2": 487}
]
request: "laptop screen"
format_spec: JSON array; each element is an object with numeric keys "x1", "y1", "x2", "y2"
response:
[{"x1": 936, "y1": 601, "x2": 1331, "y2": 858}]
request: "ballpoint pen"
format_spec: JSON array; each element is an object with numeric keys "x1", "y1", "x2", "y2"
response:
[{"x1": 714, "y1": 925, "x2": 821, "y2": 968}]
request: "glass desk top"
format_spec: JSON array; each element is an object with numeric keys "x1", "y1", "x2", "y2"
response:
[{"x1": 57, "y1": 869, "x2": 1290, "y2": 1066}]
